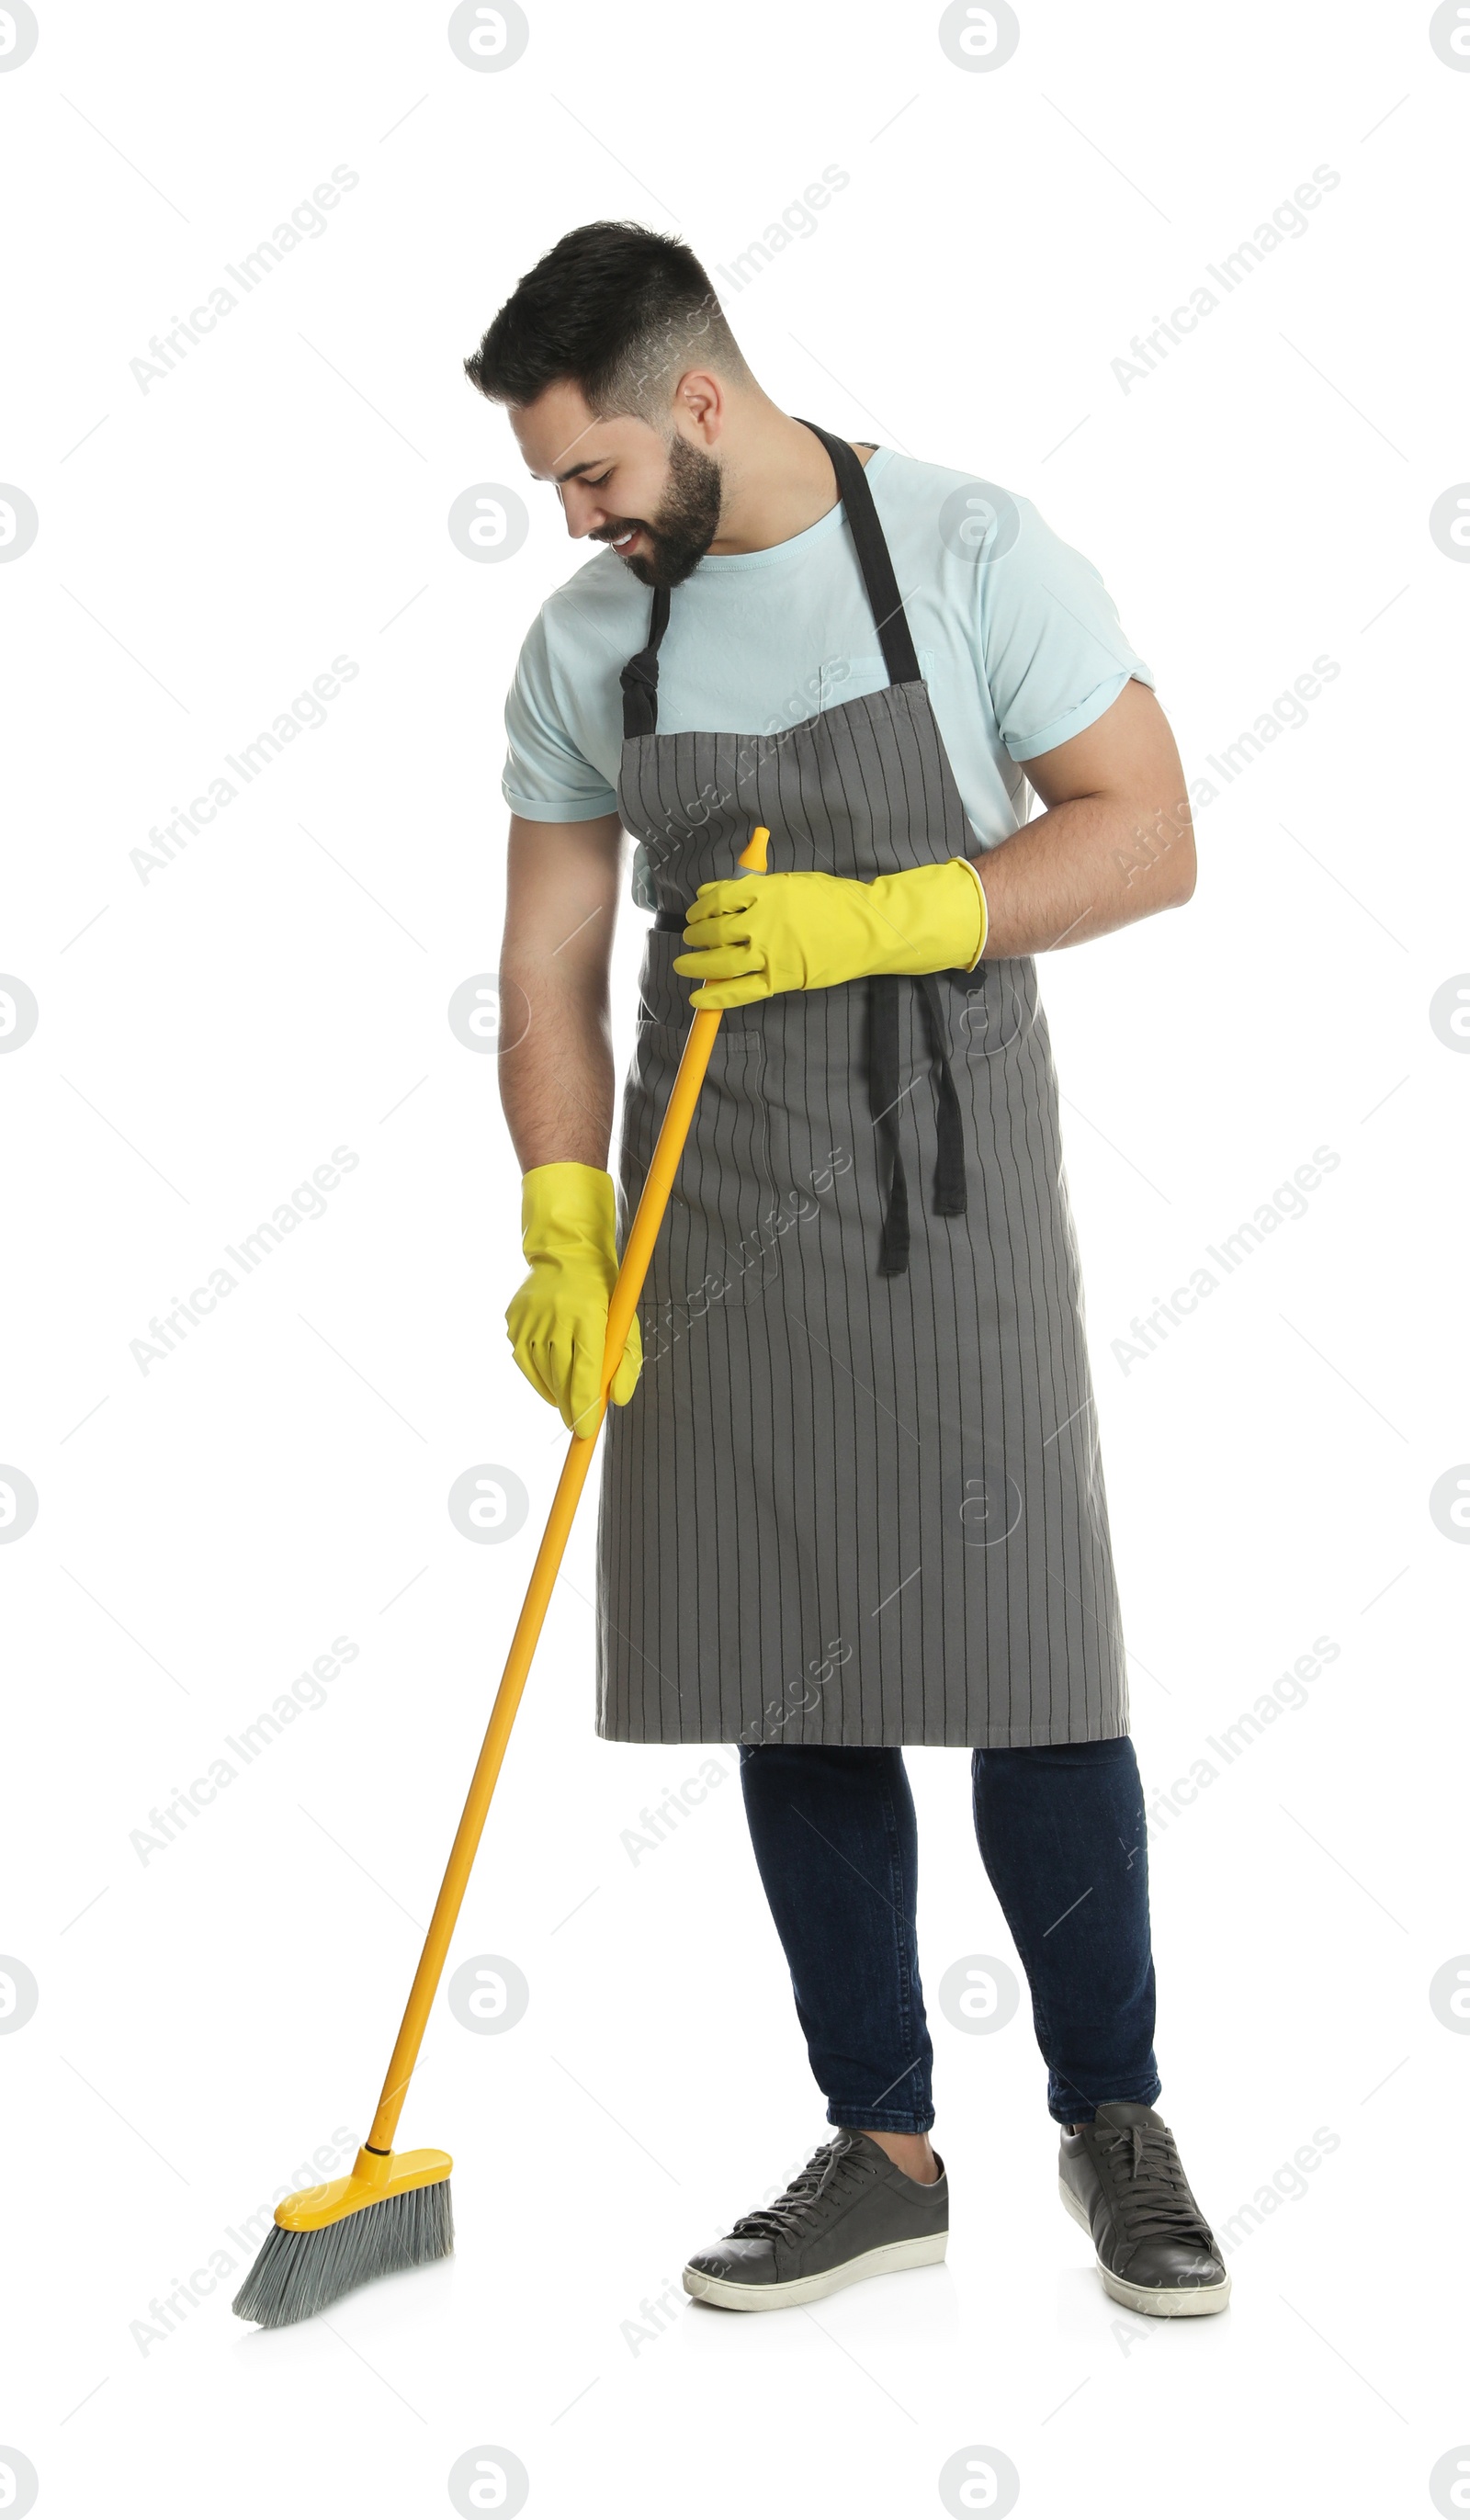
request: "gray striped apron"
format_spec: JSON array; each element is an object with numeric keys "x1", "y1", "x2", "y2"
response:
[{"x1": 594, "y1": 419, "x2": 1127, "y2": 1749}]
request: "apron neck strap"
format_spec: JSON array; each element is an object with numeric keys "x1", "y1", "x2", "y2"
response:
[
  {"x1": 792, "y1": 419, "x2": 921, "y2": 688},
  {"x1": 619, "y1": 581, "x2": 671, "y2": 739},
  {"x1": 618, "y1": 420, "x2": 920, "y2": 741}
]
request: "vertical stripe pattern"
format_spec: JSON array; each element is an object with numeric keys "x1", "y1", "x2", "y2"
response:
[{"x1": 597, "y1": 663, "x2": 1127, "y2": 1749}]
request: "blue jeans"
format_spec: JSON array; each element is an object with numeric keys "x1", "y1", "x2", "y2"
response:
[{"x1": 738, "y1": 1739, "x2": 1160, "y2": 2130}]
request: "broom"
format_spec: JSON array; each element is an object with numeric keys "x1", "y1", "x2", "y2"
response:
[{"x1": 232, "y1": 824, "x2": 771, "y2": 2329}]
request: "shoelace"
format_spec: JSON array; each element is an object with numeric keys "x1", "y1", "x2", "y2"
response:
[
  {"x1": 1093, "y1": 2121, "x2": 1215, "y2": 2259},
  {"x1": 726, "y1": 2138, "x2": 878, "y2": 2242}
]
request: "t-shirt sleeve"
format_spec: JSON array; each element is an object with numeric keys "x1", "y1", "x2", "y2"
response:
[
  {"x1": 501, "y1": 609, "x2": 620, "y2": 822},
  {"x1": 979, "y1": 496, "x2": 1156, "y2": 764}
]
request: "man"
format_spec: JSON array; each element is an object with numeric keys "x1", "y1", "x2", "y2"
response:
[{"x1": 466, "y1": 220, "x2": 1228, "y2": 2319}]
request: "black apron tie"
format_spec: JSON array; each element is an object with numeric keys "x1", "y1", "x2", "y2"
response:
[
  {"x1": 652, "y1": 909, "x2": 973, "y2": 1275},
  {"x1": 867, "y1": 976, "x2": 910, "y2": 1274},
  {"x1": 867, "y1": 973, "x2": 968, "y2": 1273}
]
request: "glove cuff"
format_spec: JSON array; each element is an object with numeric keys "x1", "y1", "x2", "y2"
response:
[
  {"x1": 867, "y1": 858, "x2": 989, "y2": 976},
  {"x1": 520, "y1": 1161, "x2": 617, "y2": 1264},
  {"x1": 951, "y1": 856, "x2": 989, "y2": 968}
]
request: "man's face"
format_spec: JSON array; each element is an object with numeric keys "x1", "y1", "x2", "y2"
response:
[{"x1": 510, "y1": 380, "x2": 723, "y2": 589}]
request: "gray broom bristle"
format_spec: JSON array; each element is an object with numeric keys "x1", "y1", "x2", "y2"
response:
[{"x1": 232, "y1": 2177, "x2": 454, "y2": 2329}]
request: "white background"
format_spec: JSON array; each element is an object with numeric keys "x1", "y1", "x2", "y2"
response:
[{"x1": 3, "y1": 2, "x2": 1467, "y2": 2514}]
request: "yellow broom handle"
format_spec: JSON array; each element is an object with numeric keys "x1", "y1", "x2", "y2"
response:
[{"x1": 367, "y1": 825, "x2": 770, "y2": 2153}]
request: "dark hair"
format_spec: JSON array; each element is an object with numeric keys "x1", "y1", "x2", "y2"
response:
[{"x1": 463, "y1": 220, "x2": 751, "y2": 421}]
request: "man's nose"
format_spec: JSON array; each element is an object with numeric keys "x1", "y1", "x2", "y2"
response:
[{"x1": 560, "y1": 487, "x2": 604, "y2": 541}]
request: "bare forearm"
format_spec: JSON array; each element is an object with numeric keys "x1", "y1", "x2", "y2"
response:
[
  {"x1": 976, "y1": 786, "x2": 1194, "y2": 958},
  {"x1": 498, "y1": 961, "x2": 615, "y2": 1170},
  {"x1": 498, "y1": 812, "x2": 623, "y2": 1173}
]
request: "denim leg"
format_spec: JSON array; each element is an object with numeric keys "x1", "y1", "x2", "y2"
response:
[
  {"x1": 971, "y1": 1736, "x2": 1159, "y2": 2126},
  {"x1": 739, "y1": 1743, "x2": 934, "y2": 2132}
]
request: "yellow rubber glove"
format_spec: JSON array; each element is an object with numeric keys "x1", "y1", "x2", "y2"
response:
[
  {"x1": 505, "y1": 1162, "x2": 642, "y2": 1432},
  {"x1": 673, "y1": 857, "x2": 988, "y2": 1010}
]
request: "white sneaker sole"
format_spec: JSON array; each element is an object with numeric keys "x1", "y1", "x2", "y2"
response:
[
  {"x1": 683, "y1": 2231, "x2": 947, "y2": 2312},
  {"x1": 1059, "y1": 2176, "x2": 1231, "y2": 2316}
]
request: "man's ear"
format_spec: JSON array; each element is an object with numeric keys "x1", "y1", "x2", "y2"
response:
[{"x1": 673, "y1": 370, "x2": 727, "y2": 446}]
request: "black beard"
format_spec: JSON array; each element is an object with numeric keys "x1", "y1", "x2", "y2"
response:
[{"x1": 606, "y1": 435, "x2": 724, "y2": 589}]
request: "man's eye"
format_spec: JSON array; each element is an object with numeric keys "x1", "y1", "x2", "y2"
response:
[{"x1": 587, "y1": 471, "x2": 612, "y2": 489}]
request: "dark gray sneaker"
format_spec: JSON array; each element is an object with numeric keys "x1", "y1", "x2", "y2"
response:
[
  {"x1": 683, "y1": 2130, "x2": 948, "y2": 2311},
  {"x1": 1059, "y1": 2101, "x2": 1230, "y2": 2317}
]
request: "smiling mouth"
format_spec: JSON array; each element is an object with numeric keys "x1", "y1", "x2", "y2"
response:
[{"x1": 607, "y1": 526, "x2": 642, "y2": 553}]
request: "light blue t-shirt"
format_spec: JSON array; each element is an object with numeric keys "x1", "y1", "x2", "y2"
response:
[{"x1": 502, "y1": 444, "x2": 1153, "y2": 906}]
